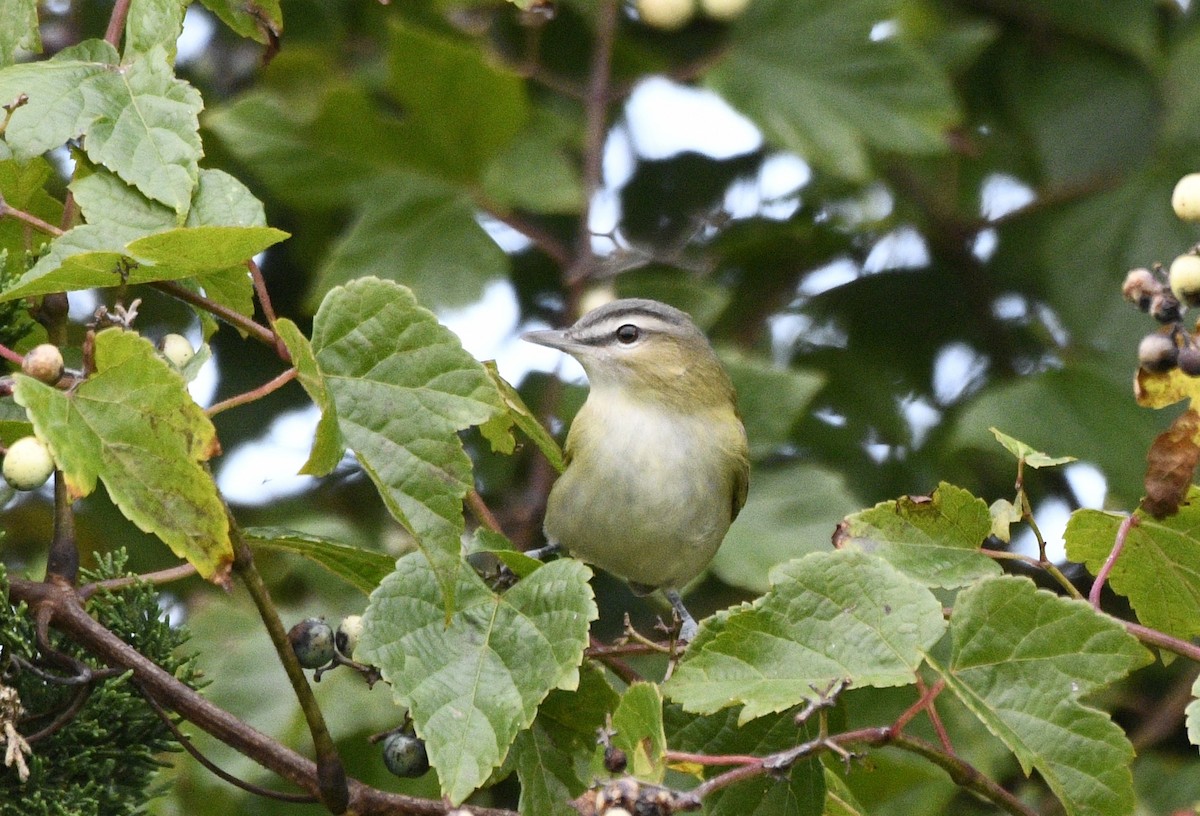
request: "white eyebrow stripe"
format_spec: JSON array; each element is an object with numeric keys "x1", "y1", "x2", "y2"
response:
[{"x1": 571, "y1": 313, "x2": 681, "y2": 343}]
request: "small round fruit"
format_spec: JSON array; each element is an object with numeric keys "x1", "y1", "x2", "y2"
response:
[
  {"x1": 1151, "y1": 292, "x2": 1183, "y2": 324},
  {"x1": 1172, "y1": 173, "x2": 1200, "y2": 221},
  {"x1": 2, "y1": 436, "x2": 54, "y2": 491},
  {"x1": 1179, "y1": 346, "x2": 1200, "y2": 376},
  {"x1": 21, "y1": 344, "x2": 64, "y2": 384},
  {"x1": 603, "y1": 745, "x2": 628, "y2": 773},
  {"x1": 382, "y1": 732, "x2": 430, "y2": 778},
  {"x1": 1138, "y1": 333, "x2": 1179, "y2": 373},
  {"x1": 1170, "y1": 254, "x2": 1200, "y2": 307},
  {"x1": 636, "y1": 0, "x2": 694, "y2": 30},
  {"x1": 288, "y1": 618, "x2": 335, "y2": 669},
  {"x1": 1122, "y1": 267, "x2": 1161, "y2": 311},
  {"x1": 335, "y1": 615, "x2": 363, "y2": 659},
  {"x1": 159, "y1": 333, "x2": 195, "y2": 369},
  {"x1": 699, "y1": 0, "x2": 750, "y2": 21},
  {"x1": 601, "y1": 809, "x2": 632, "y2": 816}
]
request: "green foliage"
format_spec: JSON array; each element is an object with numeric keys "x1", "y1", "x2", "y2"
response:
[
  {"x1": 13, "y1": 329, "x2": 232, "y2": 580},
  {"x1": 931, "y1": 577, "x2": 1152, "y2": 816},
  {"x1": 356, "y1": 553, "x2": 596, "y2": 805},
  {"x1": 667, "y1": 550, "x2": 947, "y2": 722},
  {"x1": 1066, "y1": 489, "x2": 1200, "y2": 642},
  {"x1": 0, "y1": 553, "x2": 198, "y2": 815}
]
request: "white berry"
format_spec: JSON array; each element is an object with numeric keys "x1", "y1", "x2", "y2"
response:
[
  {"x1": 159, "y1": 334, "x2": 195, "y2": 369},
  {"x1": 699, "y1": 0, "x2": 750, "y2": 21},
  {"x1": 335, "y1": 615, "x2": 364, "y2": 658},
  {"x1": 1170, "y1": 254, "x2": 1200, "y2": 307},
  {"x1": 1173, "y1": 173, "x2": 1200, "y2": 222},
  {"x1": 3, "y1": 436, "x2": 54, "y2": 491},
  {"x1": 21, "y1": 344, "x2": 64, "y2": 385},
  {"x1": 636, "y1": 0, "x2": 694, "y2": 30}
]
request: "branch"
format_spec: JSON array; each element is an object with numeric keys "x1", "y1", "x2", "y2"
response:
[
  {"x1": 230, "y1": 525, "x2": 348, "y2": 813},
  {"x1": 152, "y1": 281, "x2": 278, "y2": 349},
  {"x1": 207, "y1": 368, "x2": 297, "y2": 417},
  {"x1": 103, "y1": 0, "x2": 132, "y2": 49},
  {"x1": 1089, "y1": 514, "x2": 1137, "y2": 609},
  {"x1": 567, "y1": 0, "x2": 620, "y2": 287},
  {"x1": 687, "y1": 726, "x2": 1035, "y2": 816},
  {"x1": 0, "y1": 193, "x2": 65, "y2": 237},
  {"x1": 6, "y1": 577, "x2": 519, "y2": 816}
]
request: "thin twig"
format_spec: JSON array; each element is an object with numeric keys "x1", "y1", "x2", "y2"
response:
[
  {"x1": 1089, "y1": 514, "x2": 1137, "y2": 610},
  {"x1": 663, "y1": 749, "x2": 759, "y2": 766},
  {"x1": 79, "y1": 563, "x2": 198, "y2": 600},
  {"x1": 567, "y1": 0, "x2": 620, "y2": 286},
  {"x1": 1125, "y1": 619, "x2": 1200, "y2": 663},
  {"x1": 207, "y1": 368, "x2": 297, "y2": 417},
  {"x1": 229, "y1": 523, "x2": 349, "y2": 813},
  {"x1": 0, "y1": 194, "x2": 65, "y2": 237},
  {"x1": 140, "y1": 686, "x2": 318, "y2": 804},
  {"x1": 466, "y1": 490, "x2": 504, "y2": 535},
  {"x1": 0, "y1": 343, "x2": 22, "y2": 366},
  {"x1": 103, "y1": 0, "x2": 132, "y2": 47},
  {"x1": 981, "y1": 548, "x2": 1083, "y2": 599},
  {"x1": 587, "y1": 636, "x2": 644, "y2": 685},
  {"x1": 152, "y1": 281, "x2": 277, "y2": 347}
]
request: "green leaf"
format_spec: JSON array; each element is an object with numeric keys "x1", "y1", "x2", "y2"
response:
[
  {"x1": 197, "y1": 0, "x2": 281, "y2": 44},
  {"x1": 482, "y1": 105, "x2": 583, "y2": 215},
  {"x1": 273, "y1": 318, "x2": 343, "y2": 475},
  {"x1": 12, "y1": 329, "x2": 231, "y2": 581},
  {"x1": 384, "y1": 20, "x2": 529, "y2": 182},
  {"x1": 710, "y1": 462, "x2": 858, "y2": 594},
  {"x1": 310, "y1": 171, "x2": 508, "y2": 311},
  {"x1": 125, "y1": 0, "x2": 187, "y2": 60},
  {"x1": 989, "y1": 427, "x2": 1077, "y2": 468},
  {"x1": 611, "y1": 682, "x2": 667, "y2": 782},
  {"x1": 242, "y1": 526, "x2": 394, "y2": 594},
  {"x1": 0, "y1": 41, "x2": 118, "y2": 159},
  {"x1": 1065, "y1": 492, "x2": 1200, "y2": 642},
  {"x1": 125, "y1": 225, "x2": 288, "y2": 270},
  {"x1": 511, "y1": 727, "x2": 583, "y2": 816},
  {"x1": 83, "y1": 47, "x2": 203, "y2": 216},
  {"x1": 823, "y1": 767, "x2": 867, "y2": 816},
  {"x1": 666, "y1": 705, "x2": 824, "y2": 816},
  {"x1": 308, "y1": 278, "x2": 505, "y2": 605},
  {"x1": 709, "y1": 0, "x2": 957, "y2": 180},
  {"x1": 666, "y1": 550, "x2": 946, "y2": 723},
  {"x1": 835, "y1": 482, "x2": 1001, "y2": 588},
  {"x1": 948, "y1": 365, "x2": 1161, "y2": 507},
  {"x1": 722, "y1": 351, "x2": 823, "y2": 459},
  {"x1": 931, "y1": 576, "x2": 1151, "y2": 816},
  {"x1": 0, "y1": 167, "x2": 277, "y2": 303},
  {"x1": 356, "y1": 553, "x2": 597, "y2": 805},
  {"x1": 512, "y1": 664, "x2": 616, "y2": 816},
  {"x1": 479, "y1": 360, "x2": 564, "y2": 473},
  {"x1": 0, "y1": 158, "x2": 60, "y2": 278},
  {"x1": 0, "y1": 0, "x2": 40, "y2": 67}
]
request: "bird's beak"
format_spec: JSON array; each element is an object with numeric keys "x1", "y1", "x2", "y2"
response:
[{"x1": 521, "y1": 328, "x2": 575, "y2": 351}]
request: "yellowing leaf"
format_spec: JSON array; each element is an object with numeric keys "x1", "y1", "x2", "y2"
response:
[{"x1": 13, "y1": 329, "x2": 231, "y2": 582}]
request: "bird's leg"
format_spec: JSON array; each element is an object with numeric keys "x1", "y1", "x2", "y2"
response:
[
  {"x1": 664, "y1": 589, "x2": 698, "y2": 641},
  {"x1": 524, "y1": 541, "x2": 562, "y2": 561}
]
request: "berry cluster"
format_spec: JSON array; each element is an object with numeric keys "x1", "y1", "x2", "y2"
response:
[{"x1": 1127, "y1": 174, "x2": 1200, "y2": 375}]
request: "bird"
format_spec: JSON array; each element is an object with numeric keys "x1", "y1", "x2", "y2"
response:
[{"x1": 522, "y1": 298, "x2": 749, "y2": 640}]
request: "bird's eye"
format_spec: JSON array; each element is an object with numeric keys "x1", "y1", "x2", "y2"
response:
[{"x1": 615, "y1": 324, "x2": 640, "y2": 344}]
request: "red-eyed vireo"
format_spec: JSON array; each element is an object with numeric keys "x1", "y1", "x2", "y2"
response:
[{"x1": 523, "y1": 298, "x2": 749, "y2": 640}]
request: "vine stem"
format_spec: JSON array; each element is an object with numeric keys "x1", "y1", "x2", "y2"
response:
[
  {"x1": 229, "y1": 522, "x2": 349, "y2": 813},
  {"x1": 0, "y1": 193, "x2": 65, "y2": 236},
  {"x1": 0, "y1": 342, "x2": 22, "y2": 366},
  {"x1": 688, "y1": 726, "x2": 1036, "y2": 816},
  {"x1": 103, "y1": 0, "x2": 132, "y2": 48},
  {"x1": 6, "y1": 576, "x2": 519, "y2": 816},
  {"x1": 1089, "y1": 514, "x2": 1137, "y2": 609},
  {"x1": 207, "y1": 368, "x2": 297, "y2": 417},
  {"x1": 152, "y1": 281, "x2": 277, "y2": 347}
]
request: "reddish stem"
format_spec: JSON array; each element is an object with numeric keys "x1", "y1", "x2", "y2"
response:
[
  {"x1": 1089, "y1": 514, "x2": 1138, "y2": 610},
  {"x1": 206, "y1": 368, "x2": 297, "y2": 417}
]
